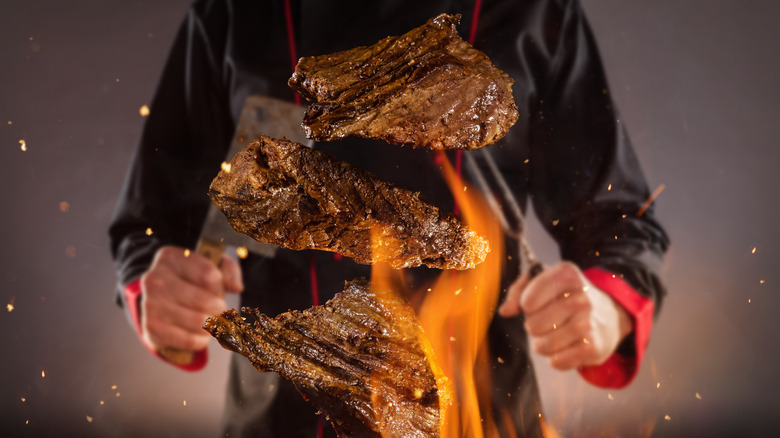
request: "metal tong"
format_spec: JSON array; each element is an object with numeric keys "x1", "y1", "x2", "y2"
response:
[{"x1": 463, "y1": 148, "x2": 543, "y2": 278}]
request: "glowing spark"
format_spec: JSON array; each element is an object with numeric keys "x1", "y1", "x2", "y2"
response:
[
  {"x1": 25, "y1": 420, "x2": 29, "y2": 425},
  {"x1": 523, "y1": 158, "x2": 530, "y2": 164},
  {"x1": 551, "y1": 219, "x2": 560, "y2": 226},
  {"x1": 7, "y1": 121, "x2": 11, "y2": 125},
  {"x1": 182, "y1": 400, "x2": 187, "y2": 406},
  {"x1": 100, "y1": 400, "x2": 104, "y2": 405},
  {"x1": 607, "y1": 184, "x2": 612, "y2": 191},
  {"x1": 86, "y1": 415, "x2": 93, "y2": 423},
  {"x1": 413, "y1": 389, "x2": 423, "y2": 399},
  {"x1": 553, "y1": 323, "x2": 557, "y2": 330},
  {"x1": 221, "y1": 161, "x2": 232, "y2": 173},
  {"x1": 664, "y1": 415, "x2": 671, "y2": 421},
  {"x1": 582, "y1": 338, "x2": 589, "y2": 344},
  {"x1": 497, "y1": 357, "x2": 505, "y2": 364},
  {"x1": 637, "y1": 183, "x2": 666, "y2": 217},
  {"x1": 111, "y1": 385, "x2": 117, "y2": 390},
  {"x1": 145, "y1": 227, "x2": 153, "y2": 236},
  {"x1": 59, "y1": 201, "x2": 70, "y2": 212},
  {"x1": 748, "y1": 299, "x2": 751, "y2": 303},
  {"x1": 236, "y1": 246, "x2": 249, "y2": 259},
  {"x1": 454, "y1": 288, "x2": 462, "y2": 296},
  {"x1": 656, "y1": 382, "x2": 661, "y2": 389},
  {"x1": 21, "y1": 397, "x2": 26, "y2": 403},
  {"x1": 19, "y1": 139, "x2": 27, "y2": 151},
  {"x1": 752, "y1": 247, "x2": 757, "y2": 254},
  {"x1": 115, "y1": 392, "x2": 121, "y2": 397},
  {"x1": 450, "y1": 336, "x2": 457, "y2": 342},
  {"x1": 695, "y1": 392, "x2": 702, "y2": 400},
  {"x1": 760, "y1": 280, "x2": 765, "y2": 284},
  {"x1": 183, "y1": 249, "x2": 191, "y2": 257},
  {"x1": 7, "y1": 303, "x2": 13, "y2": 312},
  {"x1": 562, "y1": 292, "x2": 571, "y2": 299},
  {"x1": 139, "y1": 105, "x2": 150, "y2": 117},
  {"x1": 41, "y1": 370, "x2": 45, "y2": 378},
  {"x1": 607, "y1": 394, "x2": 614, "y2": 400}
]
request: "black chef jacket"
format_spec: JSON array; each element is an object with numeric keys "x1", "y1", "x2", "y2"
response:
[{"x1": 109, "y1": 0, "x2": 669, "y2": 437}]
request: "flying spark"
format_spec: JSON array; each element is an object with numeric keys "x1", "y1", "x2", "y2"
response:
[
  {"x1": 139, "y1": 105, "x2": 150, "y2": 117},
  {"x1": 86, "y1": 415, "x2": 93, "y2": 423},
  {"x1": 7, "y1": 304, "x2": 13, "y2": 312},
  {"x1": 752, "y1": 247, "x2": 757, "y2": 254},
  {"x1": 236, "y1": 246, "x2": 249, "y2": 259},
  {"x1": 637, "y1": 183, "x2": 666, "y2": 217},
  {"x1": 695, "y1": 392, "x2": 702, "y2": 400},
  {"x1": 145, "y1": 228, "x2": 153, "y2": 236},
  {"x1": 664, "y1": 415, "x2": 671, "y2": 421},
  {"x1": 41, "y1": 370, "x2": 45, "y2": 378},
  {"x1": 19, "y1": 139, "x2": 27, "y2": 151},
  {"x1": 221, "y1": 161, "x2": 232, "y2": 173},
  {"x1": 183, "y1": 249, "x2": 191, "y2": 257}
]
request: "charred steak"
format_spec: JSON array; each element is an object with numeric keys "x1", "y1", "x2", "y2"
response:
[
  {"x1": 288, "y1": 13, "x2": 518, "y2": 151},
  {"x1": 208, "y1": 135, "x2": 489, "y2": 270},
  {"x1": 203, "y1": 279, "x2": 451, "y2": 438}
]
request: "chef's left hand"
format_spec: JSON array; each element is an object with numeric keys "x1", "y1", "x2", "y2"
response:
[{"x1": 498, "y1": 261, "x2": 633, "y2": 370}]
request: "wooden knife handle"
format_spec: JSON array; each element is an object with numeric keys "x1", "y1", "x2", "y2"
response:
[{"x1": 156, "y1": 237, "x2": 227, "y2": 365}]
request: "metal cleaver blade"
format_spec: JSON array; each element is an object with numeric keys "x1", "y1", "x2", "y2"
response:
[{"x1": 195, "y1": 94, "x2": 314, "y2": 264}]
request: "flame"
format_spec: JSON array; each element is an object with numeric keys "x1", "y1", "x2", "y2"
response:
[{"x1": 368, "y1": 152, "x2": 507, "y2": 437}]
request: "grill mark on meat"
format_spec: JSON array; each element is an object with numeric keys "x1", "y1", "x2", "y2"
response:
[
  {"x1": 209, "y1": 136, "x2": 489, "y2": 270},
  {"x1": 204, "y1": 279, "x2": 449, "y2": 437},
  {"x1": 288, "y1": 13, "x2": 518, "y2": 150}
]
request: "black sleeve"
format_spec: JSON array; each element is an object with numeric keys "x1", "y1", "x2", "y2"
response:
[
  {"x1": 108, "y1": 0, "x2": 234, "y2": 307},
  {"x1": 528, "y1": 0, "x2": 669, "y2": 311}
]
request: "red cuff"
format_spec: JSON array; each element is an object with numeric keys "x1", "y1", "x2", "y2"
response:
[
  {"x1": 124, "y1": 279, "x2": 208, "y2": 372},
  {"x1": 578, "y1": 267, "x2": 654, "y2": 388}
]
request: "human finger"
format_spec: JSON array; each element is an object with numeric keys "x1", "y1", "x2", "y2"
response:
[
  {"x1": 519, "y1": 261, "x2": 585, "y2": 315},
  {"x1": 142, "y1": 268, "x2": 227, "y2": 315},
  {"x1": 530, "y1": 313, "x2": 591, "y2": 357},
  {"x1": 546, "y1": 338, "x2": 599, "y2": 371},
  {"x1": 154, "y1": 246, "x2": 223, "y2": 295},
  {"x1": 497, "y1": 271, "x2": 530, "y2": 317},
  {"x1": 522, "y1": 288, "x2": 590, "y2": 337},
  {"x1": 219, "y1": 254, "x2": 244, "y2": 293},
  {"x1": 142, "y1": 305, "x2": 212, "y2": 352}
]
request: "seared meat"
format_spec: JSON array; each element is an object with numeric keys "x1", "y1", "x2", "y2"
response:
[
  {"x1": 208, "y1": 136, "x2": 489, "y2": 270},
  {"x1": 288, "y1": 13, "x2": 518, "y2": 151},
  {"x1": 203, "y1": 279, "x2": 451, "y2": 438}
]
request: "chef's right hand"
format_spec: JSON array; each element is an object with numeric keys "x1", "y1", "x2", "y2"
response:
[{"x1": 139, "y1": 245, "x2": 244, "y2": 354}]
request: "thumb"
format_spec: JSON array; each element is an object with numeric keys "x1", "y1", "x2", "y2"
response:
[
  {"x1": 498, "y1": 271, "x2": 530, "y2": 318},
  {"x1": 219, "y1": 254, "x2": 244, "y2": 293}
]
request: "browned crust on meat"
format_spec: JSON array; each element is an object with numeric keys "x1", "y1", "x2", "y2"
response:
[
  {"x1": 208, "y1": 136, "x2": 489, "y2": 270},
  {"x1": 288, "y1": 13, "x2": 518, "y2": 151}
]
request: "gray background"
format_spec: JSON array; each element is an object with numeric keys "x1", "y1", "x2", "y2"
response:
[{"x1": 1, "y1": 1, "x2": 778, "y2": 436}]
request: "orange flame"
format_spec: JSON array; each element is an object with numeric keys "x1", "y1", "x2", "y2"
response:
[{"x1": 369, "y1": 152, "x2": 506, "y2": 437}]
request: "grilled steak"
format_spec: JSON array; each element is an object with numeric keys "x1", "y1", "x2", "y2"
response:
[
  {"x1": 203, "y1": 279, "x2": 451, "y2": 438},
  {"x1": 208, "y1": 135, "x2": 489, "y2": 270},
  {"x1": 288, "y1": 13, "x2": 518, "y2": 151}
]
